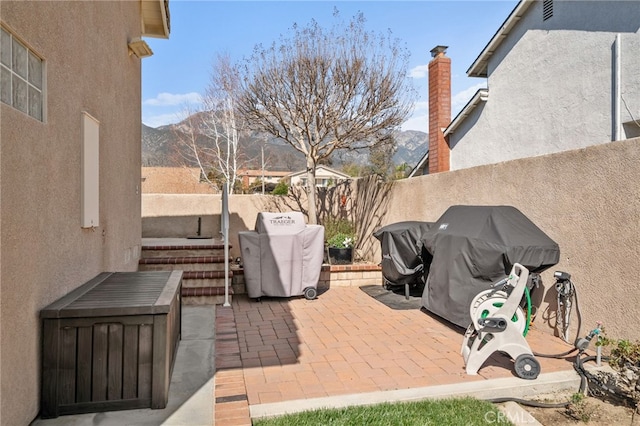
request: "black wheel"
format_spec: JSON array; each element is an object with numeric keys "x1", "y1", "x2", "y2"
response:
[
  {"x1": 304, "y1": 287, "x2": 317, "y2": 300},
  {"x1": 382, "y1": 277, "x2": 391, "y2": 290},
  {"x1": 514, "y1": 354, "x2": 541, "y2": 380}
]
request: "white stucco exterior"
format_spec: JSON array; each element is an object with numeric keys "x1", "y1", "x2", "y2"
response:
[
  {"x1": 449, "y1": 0, "x2": 640, "y2": 170},
  {"x1": 287, "y1": 165, "x2": 351, "y2": 187}
]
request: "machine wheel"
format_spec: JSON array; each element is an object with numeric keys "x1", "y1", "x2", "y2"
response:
[
  {"x1": 382, "y1": 277, "x2": 392, "y2": 290},
  {"x1": 304, "y1": 287, "x2": 317, "y2": 300},
  {"x1": 514, "y1": 354, "x2": 541, "y2": 380}
]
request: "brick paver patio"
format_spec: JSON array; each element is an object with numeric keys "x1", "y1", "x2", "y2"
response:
[{"x1": 214, "y1": 286, "x2": 576, "y2": 425}]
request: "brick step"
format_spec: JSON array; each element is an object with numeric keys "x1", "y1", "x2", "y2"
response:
[
  {"x1": 141, "y1": 245, "x2": 228, "y2": 258},
  {"x1": 181, "y1": 271, "x2": 232, "y2": 289},
  {"x1": 138, "y1": 256, "x2": 226, "y2": 272},
  {"x1": 182, "y1": 270, "x2": 231, "y2": 280},
  {"x1": 182, "y1": 286, "x2": 233, "y2": 305}
]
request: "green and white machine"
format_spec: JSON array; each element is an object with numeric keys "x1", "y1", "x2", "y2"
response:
[{"x1": 461, "y1": 263, "x2": 541, "y2": 380}]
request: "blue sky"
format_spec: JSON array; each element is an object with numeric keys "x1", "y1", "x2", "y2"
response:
[{"x1": 142, "y1": 0, "x2": 519, "y2": 133}]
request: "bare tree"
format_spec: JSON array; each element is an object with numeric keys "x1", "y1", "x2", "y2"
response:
[
  {"x1": 236, "y1": 11, "x2": 415, "y2": 223},
  {"x1": 173, "y1": 54, "x2": 243, "y2": 194},
  {"x1": 366, "y1": 134, "x2": 397, "y2": 180}
]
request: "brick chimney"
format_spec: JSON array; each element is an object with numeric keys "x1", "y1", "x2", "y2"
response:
[{"x1": 428, "y1": 45, "x2": 451, "y2": 173}]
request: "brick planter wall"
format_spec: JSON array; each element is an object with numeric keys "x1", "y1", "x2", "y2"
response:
[
  {"x1": 231, "y1": 264, "x2": 382, "y2": 294},
  {"x1": 318, "y1": 264, "x2": 382, "y2": 289}
]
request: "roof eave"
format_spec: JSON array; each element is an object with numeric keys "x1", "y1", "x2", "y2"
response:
[
  {"x1": 141, "y1": 0, "x2": 170, "y2": 39},
  {"x1": 408, "y1": 149, "x2": 430, "y2": 178},
  {"x1": 287, "y1": 166, "x2": 351, "y2": 180},
  {"x1": 467, "y1": 0, "x2": 534, "y2": 78},
  {"x1": 443, "y1": 89, "x2": 489, "y2": 137}
]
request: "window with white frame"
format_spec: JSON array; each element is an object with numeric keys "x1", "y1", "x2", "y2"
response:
[{"x1": 0, "y1": 26, "x2": 44, "y2": 121}]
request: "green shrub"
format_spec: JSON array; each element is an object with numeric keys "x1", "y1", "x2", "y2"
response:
[
  {"x1": 323, "y1": 217, "x2": 355, "y2": 247},
  {"x1": 271, "y1": 181, "x2": 289, "y2": 195},
  {"x1": 602, "y1": 338, "x2": 640, "y2": 370},
  {"x1": 327, "y1": 233, "x2": 354, "y2": 248}
]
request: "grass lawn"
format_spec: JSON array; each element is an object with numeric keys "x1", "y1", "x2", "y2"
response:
[{"x1": 253, "y1": 397, "x2": 513, "y2": 425}]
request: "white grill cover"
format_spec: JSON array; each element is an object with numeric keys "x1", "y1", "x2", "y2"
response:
[{"x1": 239, "y1": 212, "x2": 325, "y2": 298}]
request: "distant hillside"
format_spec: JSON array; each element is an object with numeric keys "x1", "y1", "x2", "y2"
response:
[{"x1": 142, "y1": 114, "x2": 427, "y2": 172}]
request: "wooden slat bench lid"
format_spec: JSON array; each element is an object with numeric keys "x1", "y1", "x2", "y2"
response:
[{"x1": 40, "y1": 271, "x2": 182, "y2": 319}]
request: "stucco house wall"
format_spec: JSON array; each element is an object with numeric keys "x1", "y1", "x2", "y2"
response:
[
  {"x1": 449, "y1": 0, "x2": 640, "y2": 170},
  {"x1": 1, "y1": 2, "x2": 158, "y2": 423}
]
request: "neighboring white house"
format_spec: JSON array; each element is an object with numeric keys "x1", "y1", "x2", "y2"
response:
[
  {"x1": 238, "y1": 169, "x2": 290, "y2": 189},
  {"x1": 451, "y1": 0, "x2": 640, "y2": 170},
  {"x1": 287, "y1": 165, "x2": 351, "y2": 187},
  {"x1": 413, "y1": 0, "x2": 640, "y2": 175}
]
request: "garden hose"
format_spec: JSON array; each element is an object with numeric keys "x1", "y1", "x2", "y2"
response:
[
  {"x1": 488, "y1": 396, "x2": 572, "y2": 409},
  {"x1": 476, "y1": 286, "x2": 532, "y2": 337},
  {"x1": 487, "y1": 281, "x2": 597, "y2": 409},
  {"x1": 533, "y1": 277, "x2": 583, "y2": 359},
  {"x1": 486, "y1": 275, "x2": 626, "y2": 411},
  {"x1": 488, "y1": 351, "x2": 596, "y2": 409},
  {"x1": 534, "y1": 346, "x2": 579, "y2": 358},
  {"x1": 572, "y1": 353, "x2": 638, "y2": 408},
  {"x1": 524, "y1": 286, "x2": 531, "y2": 337}
]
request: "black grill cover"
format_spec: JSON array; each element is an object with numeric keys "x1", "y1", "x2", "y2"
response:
[
  {"x1": 420, "y1": 205, "x2": 560, "y2": 328},
  {"x1": 373, "y1": 221, "x2": 433, "y2": 286}
]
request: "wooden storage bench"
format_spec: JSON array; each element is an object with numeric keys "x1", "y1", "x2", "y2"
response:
[{"x1": 40, "y1": 271, "x2": 182, "y2": 418}]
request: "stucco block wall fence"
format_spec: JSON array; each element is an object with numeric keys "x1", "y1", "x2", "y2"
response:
[{"x1": 142, "y1": 137, "x2": 640, "y2": 341}]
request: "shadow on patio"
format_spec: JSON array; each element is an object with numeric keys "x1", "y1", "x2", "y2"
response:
[{"x1": 214, "y1": 285, "x2": 579, "y2": 425}]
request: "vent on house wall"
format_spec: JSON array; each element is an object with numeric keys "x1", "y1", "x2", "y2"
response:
[{"x1": 543, "y1": 0, "x2": 554, "y2": 21}]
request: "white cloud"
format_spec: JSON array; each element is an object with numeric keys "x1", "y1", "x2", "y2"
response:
[
  {"x1": 401, "y1": 100, "x2": 428, "y2": 133},
  {"x1": 409, "y1": 64, "x2": 429, "y2": 79},
  {"x1": 142, "y1": 111, "x2": 189, "y2": 129},
  {"x1": 452, "y1": 82, "x2": 487, "y2": 114},
  {"x1": 412, "y1": 100, "x2": 429, "y2": 113},
  {"x1": 143, "y1": 92, "x2": 203, "y2": 107},
  {"x1": 402, "y1": 114, "x2": 428, "y2": 133}
]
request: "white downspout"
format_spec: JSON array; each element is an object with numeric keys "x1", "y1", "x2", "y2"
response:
[{"x1": 614, "y1": 33, "x2": 621, "y2": 141}]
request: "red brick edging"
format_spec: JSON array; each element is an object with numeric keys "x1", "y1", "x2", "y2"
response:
[
  {"x1": 321, "y1": 263, "x2": 382, "y2": 272},
  {"x1": 215, "y1": 305, "x2": 251, "y2": 425}
]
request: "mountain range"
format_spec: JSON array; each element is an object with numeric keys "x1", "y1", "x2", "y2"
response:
[{"x1": 142, "y1": 115, "x2": 428, "y2": 172}]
